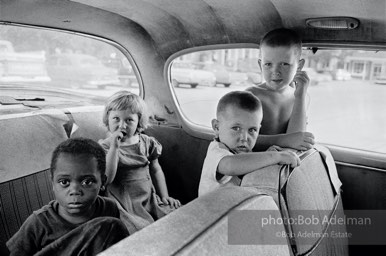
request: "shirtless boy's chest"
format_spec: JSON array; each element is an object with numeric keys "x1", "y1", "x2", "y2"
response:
[{"x1": 259, "y1": 93, "x2": 294, "y2": 135}]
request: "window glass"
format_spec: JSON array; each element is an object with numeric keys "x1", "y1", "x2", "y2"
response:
[
  {"x1": 171, "y1": 48, "x2": 386, "y2": 153},
  {"x1": 0, "y1": 24, "x2": 139, "y2": 98}
]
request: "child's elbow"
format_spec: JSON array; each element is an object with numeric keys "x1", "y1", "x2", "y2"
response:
[
  {"x1": 149, "y1": 164, "x2": 163, "y2": 176},
  {"x1": 217, "y1": 158, "x2": 238, "y2": 176}
]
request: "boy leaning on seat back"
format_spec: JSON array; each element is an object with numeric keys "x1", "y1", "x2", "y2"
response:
[{"x1": 198, "y1": 91, "x2": 301, "y2": 196}]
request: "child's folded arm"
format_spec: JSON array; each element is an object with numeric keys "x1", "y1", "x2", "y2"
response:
[
  {"x1": 255, "y1": 132, "x2": 315, "y2": 152},
  {"x1": 217, "y1": 151, "x2": 300, "y2": 176},
  {"x1": 254, "y1": 134, "x2": 284, "y2": 151}
]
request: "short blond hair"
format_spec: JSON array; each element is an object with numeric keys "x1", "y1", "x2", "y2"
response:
[
  {"x1": 260, "y1": 28, "x2": 302, "y2": 58},
  {"x1": 102, "y1": 91, "x2": 149, "y2": 133},
  {"x1": 217, "y1": 91, "x2": 262, "y2": 117}
]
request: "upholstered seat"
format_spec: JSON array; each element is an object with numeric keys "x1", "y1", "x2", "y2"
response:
[
  {"x1": 98, "y1": 186, "x2": 290, "y2": 256},
  {"x1": 241, "y1": 145, "x2": 348, "y2": 256}
]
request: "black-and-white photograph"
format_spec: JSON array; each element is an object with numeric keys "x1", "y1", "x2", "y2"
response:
[{"x1": 1, "y1": 0, "x2": 385, "y2": 255}]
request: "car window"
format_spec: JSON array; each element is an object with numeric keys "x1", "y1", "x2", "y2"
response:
[
  {"x1": 58, "y1": 57, "x2": 71, "y2": 66},
  {"x1": 80, "y1": 58, "x2": 99, "y2": 66},
  {"x1": 0, "y1": 24, "x2": 140, "y2": 98},
  {"x1": 171, "y1": 48, "x2": 386, "y2": 154}
]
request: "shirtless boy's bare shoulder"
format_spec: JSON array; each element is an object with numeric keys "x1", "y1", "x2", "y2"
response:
[
  {"x1": 246, "y1": 83, "x2": 294, "y2": 102},
  {"x1": 246, "y1": 83, "x2": 267, "y2": 94},
  {"x1": 245, "y1": 83, "x2": 273, "y2": 101}
]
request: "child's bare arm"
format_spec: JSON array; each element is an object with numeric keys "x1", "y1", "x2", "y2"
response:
[
  {"x1": 105, "y1": 148, "x2": 119, "y2": 185},
  {"x1": 287, "y1": 70, "x2": 309, "y2": 133},
  {"x1": 149, "y1": 159, "x2": 169, "y2": 198},
  {"x1": 254, "y1": 134, "x2": 285, "y2": 151},
  {"x1": 254, "y1": 132, "x2": 314, "y2": 151},
  {"x1": 280, "y1": 70, "x2": 315, "y2": 150},
  {"x1": 218, "y1": 151, "x2": 300, "y2": 176},
  {"x1": 149, "y1": 159, "x2": 181, "y2": 208},
  {"x1": 105, "y1": 131, "x2": 124, "y2": 184},
  {"x1": 279, "y1": 132, "x2": 315, "y2": 151}
]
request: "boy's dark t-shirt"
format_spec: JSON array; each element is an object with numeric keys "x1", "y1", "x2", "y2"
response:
[{"x1": 6, "y1": 196, "x2": 122, "y2": 255}]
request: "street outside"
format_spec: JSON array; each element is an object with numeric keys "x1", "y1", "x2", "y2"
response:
[
  {"x1": 68, "y1": 79, "x2": 386, "y2": 153},
  {"x1": 174, "y1": 79, "x2": 386, "y2": 153}
]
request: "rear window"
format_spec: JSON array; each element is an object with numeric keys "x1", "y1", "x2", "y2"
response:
[
  {"x1": 0, "y1": 24, "x2": 140, "y2": 97},
  {"x1": 170, "y1": 48, "x2": 386, "y2": 154}
]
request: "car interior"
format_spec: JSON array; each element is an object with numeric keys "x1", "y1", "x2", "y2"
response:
[{"x1": 1, "y1": 0, "x2": 385, "y2": 255}]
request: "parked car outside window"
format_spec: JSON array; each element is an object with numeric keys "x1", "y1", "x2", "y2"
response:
[
  {"x1": 173, "y1": 48, "x2": 386, "y2": 153},
  {"x1": 102, "y1": 56, "x2": 138, "y2": 87},
  {"x1": 331, "y1": 69, "x2": 352, "y2": 81},
  {"x1": 170, "y1": 61, "x2": 216, "y2": 88},
  {"x1": 0, "y1": 40, "x2": 50, "y2": 84},
  {"x1": 0, "y1": 25, "x2": 140, "y2": 98},
  {"x1": 237, "y1": 58, "x2": 262, "y2": 85},
  {"x1": 374, "y1": 75, "x2": 386, "y2": 85},
  {"x1": 302, "y1": 68, "x2": 333, "y2": 85},
  {"x1": 199, "y1": 62, "x2": 249, "y2": 87},
  {"x1": 47, "y1": 53, "x2": 120, "y2": 89}
]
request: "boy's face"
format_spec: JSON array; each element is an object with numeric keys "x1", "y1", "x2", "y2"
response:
[
  {"x1": 108, "y1": 109, "x2": 139, "y2": 138},
  {"x1": 259, "y1": 45, "x2": 304, "y2": 90},
  {"x1": 212, "y1": 105, "x2": 262, "y2": 153},
  {"x1": 52, "y1": 153, "x2": 105, "y2": 224}
]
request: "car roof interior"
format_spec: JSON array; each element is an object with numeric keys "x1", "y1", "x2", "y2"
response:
[{"x1": 1, "y1": 0, "x2": 386, "y2": 62}]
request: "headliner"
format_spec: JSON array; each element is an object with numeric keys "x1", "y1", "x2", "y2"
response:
[{"x1": 1, "y1": 0, "x2": 385, "y2": 60}]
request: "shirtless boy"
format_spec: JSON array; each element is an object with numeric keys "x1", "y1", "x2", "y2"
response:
[{"x1": 246, "y1": 28, "x2": 315, "y2": 151}]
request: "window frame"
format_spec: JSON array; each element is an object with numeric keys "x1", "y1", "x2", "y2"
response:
[
  {"x1": 167, "y1": 44, "x2": 386, "y2": 155},
  {"x1": 0, "y1": 22, "x2": 143, "y2": 98}
]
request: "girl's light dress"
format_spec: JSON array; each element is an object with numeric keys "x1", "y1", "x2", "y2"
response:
[{"x1": 99, "y1": 134, "x2": 173, "y2": 224}]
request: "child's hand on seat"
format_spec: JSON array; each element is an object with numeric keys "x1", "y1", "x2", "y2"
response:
[
  {"x1": 159, "y1": 196, "x2": 182, "y2": 209},
  {"x1": 267, "y1": 145, "x2": 284, "y2": 151},
  {"x1": 278, "y1": 151, "x2": 301, "y2": 168},
  {"x1": 280, "y1": 132, "x2": 315, "y2": 151}
]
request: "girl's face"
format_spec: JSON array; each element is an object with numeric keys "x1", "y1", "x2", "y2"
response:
[{"x1": 108, "y1": 109, "x2": 139, "y2": 139}]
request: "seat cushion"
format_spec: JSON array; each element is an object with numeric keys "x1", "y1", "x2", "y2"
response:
[{"x1": 98, "y1": 186, "x2": 290, "y2": 256}]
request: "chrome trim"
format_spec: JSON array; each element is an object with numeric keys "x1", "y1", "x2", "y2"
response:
[{"x1": 335, "y1": 161, "x2": 386, "y2": 173}]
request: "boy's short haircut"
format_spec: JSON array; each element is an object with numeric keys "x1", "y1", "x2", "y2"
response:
[
  {"x1": 260, "y1": 28, "x2": 302, "y2": 57},
  {"x1": 217, "y1": 91, "x2": 262, "y2": 116},
  {"x1": 102, "y1": 90, "x2": 149, "y2": 133},
  {"x1": 50, "y1": 137, "x2": 106, "y2": 178}
]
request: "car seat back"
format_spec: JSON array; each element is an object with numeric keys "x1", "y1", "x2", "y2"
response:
[
  {"x1": 98, "y1": 186, "x2": 291, "y2": 256},
  {"x1": 241, "y1": 145, "x2": 348, "y2": 256}
]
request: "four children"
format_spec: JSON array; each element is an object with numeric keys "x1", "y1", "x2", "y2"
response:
[{"x1": 7, "y1": 27, "x2": 315, "y2": 254}]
